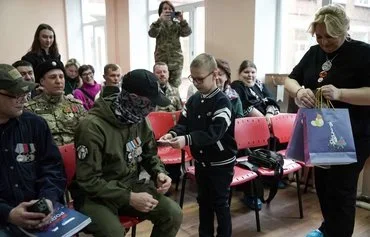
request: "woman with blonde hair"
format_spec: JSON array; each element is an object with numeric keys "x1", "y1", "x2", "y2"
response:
[
  {"x1": 64, "y1": 58, "x2": 82, "y2": 95},
  {"x1": 285, "y1": 4, "x2": 370, "y2": 237}
]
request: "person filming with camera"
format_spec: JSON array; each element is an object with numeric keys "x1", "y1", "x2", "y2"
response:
[{"x1": 148, "y1": 0, "x2": 192, "y2": 88}]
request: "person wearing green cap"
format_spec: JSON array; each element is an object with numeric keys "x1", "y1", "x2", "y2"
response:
[
  {"x1": 70, "y1": 69, "x2": 183, "y2": 237},
  {"x1": 0, "y1": 64, "x2": 66, "y2": 236}
]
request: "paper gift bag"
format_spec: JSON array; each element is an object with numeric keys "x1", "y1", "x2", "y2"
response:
[{"x1": 286, "y1": 108, "x2": 357, "y2": 166}]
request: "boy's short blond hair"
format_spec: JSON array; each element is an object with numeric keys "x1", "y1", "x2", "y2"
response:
[{"x1": 190, "y1": 53, "x2": 217, "y2": 72}]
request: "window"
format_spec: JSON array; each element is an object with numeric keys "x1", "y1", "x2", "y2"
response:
[
  {"x1": 355, "y1": 0, "x2": 370, "y2": 7},
  {"x1": 81, "y1": 0, "x2": 107, "y2": 83}
]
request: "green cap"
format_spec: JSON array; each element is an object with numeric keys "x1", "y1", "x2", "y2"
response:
[{"x1": 0, "y1": 64, "x2": 37, "y2": 94}]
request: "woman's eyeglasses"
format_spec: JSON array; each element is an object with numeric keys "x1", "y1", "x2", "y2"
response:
[
  {"x1": 81, "y1": 72, "x2": 94, "y2": 78},
  {"x1": 0, "y1": 92, "x2": 27, "y2": 103},
  {"x1": 188, "y1": 71, "x2": 213, "y2": 84}
]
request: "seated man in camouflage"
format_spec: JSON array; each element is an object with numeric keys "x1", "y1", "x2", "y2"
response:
[
  {"x1": 71, "y1": 69, "x2": 183, "y2": 237},
  {"x1": 25, "y1": 60, "x2": 86, "y2": 146},
  {"x1": 153, "y1": 62, "x2": 182, "y2": 112}
]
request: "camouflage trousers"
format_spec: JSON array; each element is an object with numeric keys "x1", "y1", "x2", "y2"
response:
[
  {"x1": 169, "y1": 65, "x2": 183, "y2": 88},
  {"x1": 79, "y1": 181, "x2": 183, "y2": 237}
]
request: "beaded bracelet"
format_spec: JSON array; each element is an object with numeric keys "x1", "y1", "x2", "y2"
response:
[{"x1": 295, "y1": 87, "x2": 304, "y2": 98}]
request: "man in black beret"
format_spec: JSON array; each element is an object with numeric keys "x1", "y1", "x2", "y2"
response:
[{"x1": 25, "y1": 60, "x2": 86, "y2": 146}]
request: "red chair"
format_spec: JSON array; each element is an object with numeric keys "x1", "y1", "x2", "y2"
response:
[
  {"x1": 147, "y1": 111, "x2": 193, "y2": 190},
  {"x1": 270, "y1": 114, "x2": 313, "y2": 194},
  {"x1": 58, "y1": 144, "x2": 141, "y2": 237},
  {"x1": 178, "y1": 119, "x2": 262, "y2": 232},
  {"x1": 235, "y1": 117, "x2": 303, "y2": 219}
]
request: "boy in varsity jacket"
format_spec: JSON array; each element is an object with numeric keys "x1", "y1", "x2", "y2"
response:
[{"x1": 160, "y1": 53, "x2": 237, "y2": 237}]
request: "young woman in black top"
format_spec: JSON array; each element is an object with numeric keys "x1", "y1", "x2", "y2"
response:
[
  {"x1": 22, "y1": 24, "x2": 61, "y2": 70},
  {"x1": 285, "y1": 4, "x2": 370, "y2": 237}
]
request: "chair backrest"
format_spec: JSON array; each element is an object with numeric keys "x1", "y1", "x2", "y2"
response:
[
  {"x1": 270, "y1": 113, "x2": 297, "y2": 144},
  {"x1": 173, "y1": 110, "x2": 182, "y2": 124},
  {"x1": 234, "y1": 117, "x2": 271, "y2": 150},
  {"x1": 59, "y1": 143, "x2": 76, "y2": 186},
  {"x1": 147, "y1": 112, "x2": 177, "y2": 140}
]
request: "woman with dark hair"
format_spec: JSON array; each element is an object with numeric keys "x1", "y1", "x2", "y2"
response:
[
  {"x1": 148, "y1": 0, "x2": 192, "y2": 88},
  {"x1": 64, "y1": 58, "x2": 82, "y2": 95},
  {"x1": 216, "y1": 58, "x2": 243, "y2": 118},
  {"x1": 231, "y1": 59, "x2": 280, "y2": 125},
  {"x1": 22, "y1": 23, "x2": 61, "y2": 70},
  {"x1": 73, "y1": 65, "x2": 101, "y2": 110}
]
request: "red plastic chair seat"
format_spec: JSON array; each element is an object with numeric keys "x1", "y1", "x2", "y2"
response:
[
  {"x1": 157, "y1": 146, "x2": 192, "y2": 165},
  {"x1": 184, "y1": 165, "x2": 258, "y2": 186},
  {"x1": 119, "y1": 216, "x2": 141, "y2": 229}
]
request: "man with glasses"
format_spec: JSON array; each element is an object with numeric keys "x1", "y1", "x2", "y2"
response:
[
  {"x1": 0, "y1": 64, "x2": 66, "y2": 236},
  {"x1": 25, "y1": 60, "x2": 86, "y2": 146}
]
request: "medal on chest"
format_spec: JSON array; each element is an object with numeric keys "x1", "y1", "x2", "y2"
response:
[{"x1": 126, "y1": 137, "x2": 143, "y2": 164}]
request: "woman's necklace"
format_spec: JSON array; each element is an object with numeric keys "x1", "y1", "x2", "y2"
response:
[{"x1": 318, "y1": 54, "x2": 338, "y2": 83}]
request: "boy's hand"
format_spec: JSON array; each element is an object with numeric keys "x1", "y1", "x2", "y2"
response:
[
  {"x1": 159, "y1": 133, "x2": 173, "y2": 141},
  {"x1": 169, "y1": 136, "x2": 186, "y2": 149},
  {"x1": 156, "y1": 173, "x2": 172, "y2": 194}
]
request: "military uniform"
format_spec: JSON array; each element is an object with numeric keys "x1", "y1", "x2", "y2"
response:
[
  {"x1": 148, "y1": 19, "x2": 192, "y2": 88},
  {"x1": 70, "y1": 96, "x2": 182, "y2": 237},
  {"x1": 25, "y1": 93, "x2": 86, "y2": 146},
  {"x1": 156, "y1": 83, "x2": 182, "y2": 112}
]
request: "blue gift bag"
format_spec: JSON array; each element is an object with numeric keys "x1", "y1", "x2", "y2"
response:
[{"x1": 286, "y1": 108, "x2": 357, "y2": 166}]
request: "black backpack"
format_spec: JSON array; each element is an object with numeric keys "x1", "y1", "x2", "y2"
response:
[{"x1": 237, "y1": 148, "x2": 284, "y2": 203}]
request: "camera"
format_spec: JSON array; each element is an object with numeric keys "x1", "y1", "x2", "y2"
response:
[
  {"x1": 27, "y1": 198, "x2": 51, "y2": 215},
  {"x1": 171, "y1": 11, "x2": 181, "y2": 19}
]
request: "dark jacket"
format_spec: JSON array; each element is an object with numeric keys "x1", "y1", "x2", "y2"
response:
[
  {"x1": 71, "y1": 95, "x2": 166, "y2": 210},
  {"x1": 22, "y1": 50, "x2": 61, "y2": 74},
  {"x1": 0, "y1": 112, "x2": 66, "y2": 225},
  {"x1": 231, "y1": 80, "x2": 280, "y2": 116},
  {"x1": 170, "y1": 88, "x2": 237, "y2": 166}
]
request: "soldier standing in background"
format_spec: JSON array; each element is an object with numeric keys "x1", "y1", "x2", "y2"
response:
[
  {"x1": 25, "y1": 60, "x2": 86, "y2": 146},
  {"x1": 148, "y1": 0, "x2": 192, "y2": 88},
  {"x1": 154, "y1": 62, "x2": 182, "y2": 112}
]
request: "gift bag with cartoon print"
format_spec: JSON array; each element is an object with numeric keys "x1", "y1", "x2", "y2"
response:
[{"x1": 286, "y1": 108, "x2": 357, "y2": 165}]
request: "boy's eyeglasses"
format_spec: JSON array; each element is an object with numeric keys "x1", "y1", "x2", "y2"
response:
[
  {"x1": 0, "y1": 92, "x2": 27, "y2": 103},
  {"x1": 188, "y1": 71, "x2": 213, "y2": 84}
]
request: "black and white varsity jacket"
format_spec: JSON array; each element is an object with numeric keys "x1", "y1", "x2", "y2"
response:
[{"x1": 170, "y1": 88, "x2": 237, "y2": 166}]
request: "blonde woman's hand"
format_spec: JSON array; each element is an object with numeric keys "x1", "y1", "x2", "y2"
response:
[
  {"x1": 321, "y1": 84, "x2": 342, "y2": 101},
  {"x1": 296, "y1": 88, "x2": 316, "y2": 108}
]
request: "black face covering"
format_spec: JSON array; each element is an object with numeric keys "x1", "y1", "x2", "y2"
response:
[{"x1": 111, "y1": 89, "x2": 155, "y2": 125}]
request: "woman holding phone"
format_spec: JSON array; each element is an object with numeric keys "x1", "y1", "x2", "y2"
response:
[{"x1": 148, "y1": 1, "x2": 192, "y2": 88}]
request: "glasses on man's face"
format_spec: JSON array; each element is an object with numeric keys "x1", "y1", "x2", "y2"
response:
[
  {"x1": 0, "y1": 92, "x2": 27, "y2": 103},
  {"x1": 188, "y1": 71, "x2": 213, "y2": 84},
  {"x1": 81, "y1": 71, "x2": 93, "y2": 78}
]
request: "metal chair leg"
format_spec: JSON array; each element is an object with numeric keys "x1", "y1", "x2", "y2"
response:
[
  {"x1": 252, "y1": 180, "x2": 261, "y2": 232},
  {"x1": 131, "y1": 225, "x2": 136, "y2": 237},
  {"x1": 179, "y1": 173, "x2": 187, "y2": 208},
  {"x1": 295, "y1": 171, "x2": 304, "y2": 218},
  {"x1": 304, "y1": 167, "x2": 313, "y2": 194}
]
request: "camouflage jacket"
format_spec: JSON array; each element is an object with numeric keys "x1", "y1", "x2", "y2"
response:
[
  {"x1": 25, "y1": 93, "x2": 86, "y2": 146},
  {"x1": 156, "y1": 83, "x2": 183, "y2": 112},
  {"x1": 148, "y1": 19, "x2": 192, "y2": 70}
]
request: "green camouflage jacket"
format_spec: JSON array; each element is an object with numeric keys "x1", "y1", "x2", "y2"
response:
[
  {"x1": 148, "y1": 19, "x2": 192, "y2": 70},
  {"x1": 156, "y1": 83, "x2": 183, "y2": 112},
  {"x1": 72, "y1": 95, "x2": 167, "y2": 210},
  {"x1": 25, "y1": 93, "x2": 86, "y2": 146}
]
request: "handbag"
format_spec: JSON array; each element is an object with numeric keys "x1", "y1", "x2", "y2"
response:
[{"x1": 237, "y1": 148, "x2": 284, "y2": 203}]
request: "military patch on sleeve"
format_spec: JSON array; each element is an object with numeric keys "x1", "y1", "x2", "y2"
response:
[{"x1": 77, "y1": 145, "x2": 88, "y2": 160}]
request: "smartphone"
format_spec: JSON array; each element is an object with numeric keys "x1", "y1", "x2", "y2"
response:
[
  {"x1": 171, "y1": 11, "x2": 181, "y2": 19},
  {"x1": 27, "y1": 198, "x2": 51, "y2": 215}
]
